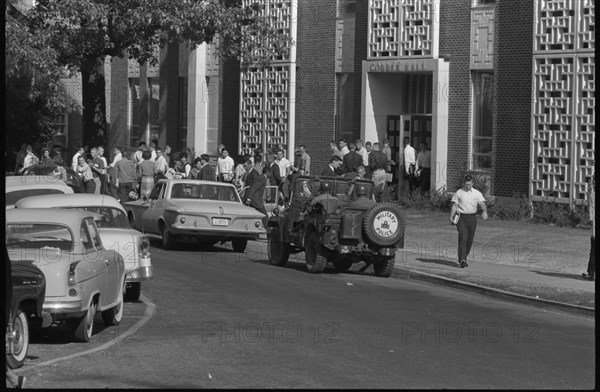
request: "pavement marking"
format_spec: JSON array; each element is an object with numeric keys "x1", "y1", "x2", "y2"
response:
[{"x1": 15, "y1": 294, "x2": 156, "y2": 373}]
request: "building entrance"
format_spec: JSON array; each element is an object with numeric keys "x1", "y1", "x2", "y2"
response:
[{"x1": 386, "y1": 114, "x2": 432, "y2": 182}]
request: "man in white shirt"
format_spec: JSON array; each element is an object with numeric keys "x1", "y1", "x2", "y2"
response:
[
  {"x1": 338, "y1": 139, "x2": 350, "y2": 157},
  {"x1": 134, "y1": 141, "x2": 147, "y2": 167},
  {"x1": 21, "y1": 145, "x2": 39, "y2": 172},
  {"x1": 355, "y1": 139, "x2": 369, "y2": 168},
  {"x1": 415, "y1": 142, "x2": 432, "y2": 192},
  {"x1": 215, "y1": 148, "x2": 235, "y2": 182},
  {"x1": 154, "y1": 146, "x2": 169, "y2": 175},
  {"x1": 149, "y1": 141, "x2": 157, "y2": 161},
  {"x1": 71, "y1": 146, "x2": 85, "y2": 171},
  {"x1": 274, "y1": 149, "x2": 291, "y2": 180},
  {"x1": 449, "y1": 175, "x2": 488, "y2": 268},
  {"x1": 110, "y1": 146, "x2": 123, "y2": 168},
  {"x1": 403, "y1": 137, "x2": 417, "y2": 192}
]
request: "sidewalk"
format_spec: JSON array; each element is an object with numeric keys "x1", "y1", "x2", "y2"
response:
[{"x1": 393, "y1": 210, "x2": 595, "y2": 315}]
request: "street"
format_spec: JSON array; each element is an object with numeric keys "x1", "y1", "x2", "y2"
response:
[{"x1": 17, "y1": 239, "x2": 596, "y2": 389}]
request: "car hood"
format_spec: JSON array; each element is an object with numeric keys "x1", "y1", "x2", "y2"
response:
[{"x1": 166, "y1": 200, "x2": 266, "y2": 218}]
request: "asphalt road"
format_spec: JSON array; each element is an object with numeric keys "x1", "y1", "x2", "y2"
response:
[{"x1": 18, "y1": 239, "x2": 595, "y2": 389}]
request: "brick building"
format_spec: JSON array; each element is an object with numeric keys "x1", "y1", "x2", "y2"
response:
[{"x1": 57, "y1": 0, "x2": 594, "y2": 204}]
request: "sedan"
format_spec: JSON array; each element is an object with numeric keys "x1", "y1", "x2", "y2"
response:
[
  {"x1": 16, "y1": 194, "x2": 153, "y2": 301},
  {"x1": 6, "y1": 208, "x2": 125, "y2": 342},
  {"x1": 124, "y1": 179, "x2": 266, "y2": 251},
  {"x1": 6, "y1": 175, "x2": 74, "y2": 209}
]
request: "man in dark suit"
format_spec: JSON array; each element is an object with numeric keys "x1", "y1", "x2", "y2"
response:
[
  {"x1": 321, "y1": 155, "x2": 343, "y2": 177},
  {"x1": 198, "y1": 154, "x2": 216, "y2": 181},
  {"x1": 245, "y1": 165, "x2": 269, "y2": 227},
  {"x1": 242, "y1": 159, "x2": 258, "y2": 194},
  {"x1": 342, "y1": 142, "x2": 363, "y2": 174}
]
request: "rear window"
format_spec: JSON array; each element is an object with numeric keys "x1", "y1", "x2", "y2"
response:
[
  {"x1": 6, "y1": 189, "x2": 68, "y2": 207},
  {"x1": 6, "y1": 223, "x2": 74, "y2": 251}
]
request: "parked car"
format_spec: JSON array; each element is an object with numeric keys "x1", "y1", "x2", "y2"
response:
[
  {"x1": 15, "y1": 194, "x2": 153, "y2": 301},
  {"x1": 267, "y1": 175, "x2": 405, "y2": 277},
  {"x1": 20, "y1": 164, "x2": 85, "y2": 193},
  {"x1": 5, "y1": 246, "x2": 50, "y2": 368},
  {"x1": 123, "y1": 179, "x2": 267, "y2": 251},
  {"x1": 5, "y1": 208, "x2": 126, "y2": 342},
  {"x1": 5, "y1": 175, "x2": 74, "y2": 209}
]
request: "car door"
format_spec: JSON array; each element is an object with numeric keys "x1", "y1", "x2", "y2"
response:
[
  {"x1": 141, "y1": 182, "x2": 167, "y2": 234},
  {"x1": 132, "y1": 182, "x2": 161, "y2": 233},
  {"x1": 84, "y1": 218, "x2": 119, "y2": 307}
]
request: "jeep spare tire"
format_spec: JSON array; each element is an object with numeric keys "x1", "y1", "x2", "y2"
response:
[{"x1": 362, "y1": 202, "x2": 405, "y2": 247}]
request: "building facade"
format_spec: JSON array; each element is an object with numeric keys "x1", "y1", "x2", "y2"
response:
[{"x1": 57, "y1": 0, "x2": 594, "y2": 204}]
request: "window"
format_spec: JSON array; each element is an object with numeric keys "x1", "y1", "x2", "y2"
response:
[
  {"x1": 53, "y1": 112, "x2": 68, "y2": 147},
  {"x1": 472, "y1": 72, "x2": 494, "y2": 170},
  {"x1": 85, "y1": 219, "x2": 102, "y2": 249},
  {"x1": 80, "y1": 222, "x2": 95, "y2": 251},
  {"x1": 129, "y1": 78, "x2": 141, "y2": 147},
  {"x1": 149, "y1": 78, "x2": 160, "y2": 142}
]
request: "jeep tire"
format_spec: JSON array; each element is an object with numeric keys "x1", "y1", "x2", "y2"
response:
[
  {"x1": 363, "y1": 203, "x2": 405, "y2": 247},
  {"x1": 305, "y1": 232, "x2": 327, "y2": 273},
  {"x1": 268, "y1": 226, "x2": 290, "y2": 266},
  {"x1": 373, "y1": 256, "x2": 395, "y2": 278}
]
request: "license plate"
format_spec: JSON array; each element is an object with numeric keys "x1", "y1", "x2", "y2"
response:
[{"x1": 212, "y1": 218, "x2": 230, "y2": 226}]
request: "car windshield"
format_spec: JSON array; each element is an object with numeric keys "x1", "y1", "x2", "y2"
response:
[
  {"x1": 6, "y1": 189, "x2": 68, "y2": 207},
  {"x1": 60, "y1": 206, "x2": 130, "y2": 229},
  {"x1": 170, "y1": 183, "x2": 241, "y2": 202},
  {"x1": 6, "y1": 223, "x2": 74, "y2": 251}
]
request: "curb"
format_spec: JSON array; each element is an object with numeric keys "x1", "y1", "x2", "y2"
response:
[{"x1": 395, "y1": 267, "x2": 595, "y2": 318}]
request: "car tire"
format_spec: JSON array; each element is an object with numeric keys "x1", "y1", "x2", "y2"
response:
[
  {"x1": 73, "y1": 301, "x2": 97, "y2": 342},
  {"x1": 268, "y1": 226, "x2": 290, "y2": 266},
  {"x1": 334, "y1": 258, "x2": 354, "y2": 271},
  {"x1": 124, "y1": 282, "x2": 141, "y2": 302},
  {"x1": 6, "y1": 309, "x2": 29, "y2": 369},
  {"x1": 305, "y1": 232, "x2": 327, "y2": 273},
  {"x1": 101, "y1": 293, "x2": 123, "y2": 326},
  {"x1": 362, "y1": 202, "x2": 405, "y2": 247},
  {"x1": 161, "y1": 224, "x2": 176, "y2": 250},
  {"x1": 373, "y1": 256, "x2": 395, "y2": 278},
  {"x1": 232, "y1": 238, "x2": 248, "y2": 253}
]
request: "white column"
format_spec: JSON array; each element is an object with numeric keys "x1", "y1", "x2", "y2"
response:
[
  {"x1": 431, "y1": 59, "x2": 449, "y2": 192},
  {"x1": 187, "y1": 44, "x2": 209, "y2": 155}
]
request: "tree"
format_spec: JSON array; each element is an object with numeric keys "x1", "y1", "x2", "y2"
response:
[{"x1": 6, "y1": 0, "x2": 291, "y2": 148}]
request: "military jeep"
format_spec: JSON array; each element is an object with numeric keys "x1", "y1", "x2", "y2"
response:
[{"x1": 267, "y1": 175, "x2": 405, "y2": 277}]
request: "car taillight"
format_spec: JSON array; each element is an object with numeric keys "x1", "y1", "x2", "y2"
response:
[
  {"x1": 140, "y1": 236, "x2": 151, "y2": 257},
  {"x1": 255, "y1": 221, "x2": 261, "y2": 228},
  {"x1": 68, "y1": 261, "x2": 80, "y2": 285}
]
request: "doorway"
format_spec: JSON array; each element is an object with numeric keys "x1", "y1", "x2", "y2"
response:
[{"x1": 400, "y1": 115, "x2": 432, "y2": 150}]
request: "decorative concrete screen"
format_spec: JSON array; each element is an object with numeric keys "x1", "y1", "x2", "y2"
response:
[
  {"x1": 531, "y1": 0, "x2": 595, "y2": 204},
  {"x1": 240, "y1": 0, "x2": 296, "y2": 155},
  {"x1": 368, "y1": 0, "x2": 438, "y2": 58}
]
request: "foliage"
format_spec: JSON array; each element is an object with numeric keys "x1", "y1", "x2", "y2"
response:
[
  {"x1": 427, "y1": 188, "x2": 454, "y2": 212},
  {"x1": 489, "y1": 192, "x2": 532, "y2": 221}
]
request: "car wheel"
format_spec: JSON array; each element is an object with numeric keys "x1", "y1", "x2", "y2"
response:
[
  {"x1": 161, "y1": 224, "x2": 176, "y2": 250},
  {"x1": 362, "y1": 202, "x2": 405, "y2": 247},
  {"x1": 6, "y1": 309, "x2": 30, "y2": 369},
  {"x1": 232, "y1": 238, "x2": 248, "y2": 253},
  {"x1": 124, "y1": 282, "x2": 141, "y2": 302},
  {"x1": 305, "y1": 232, "x2": 327, "y2": 273},
  {"x1": 334, "y1": 258, "x2": 354, "y2": 271},
  {"x1": 101, "y1": 293, "x2": 123, "y2": 326},
  {"x1": 73, "y1": 301, "x2": 97, "y2": 342},
  {"x1": 373, "y1": 256, "x2": 395, "y2": 278},
  {"x1": 268, "y1": 226, "x2": 290, "y2": 266}
]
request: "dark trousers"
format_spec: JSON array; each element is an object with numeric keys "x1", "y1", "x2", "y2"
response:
[
  {"x1": 84, "y1": 179, "x2": 96, "y2": 194},
  {"x1": 99, "y1": 174, "x2": 109, "y2": 195},
  {"x1": 586, "y1": 236, "x2": 595, "y2": 277},
  {"x1": 118, "y1": 182, "x2": 134, "y2": 202},
  {"x1": 457, "y1": 213, "x2": 478, "y2": 262},
  {"x1": 419, "y1": 168, "x2": 431, "y2": 192}
]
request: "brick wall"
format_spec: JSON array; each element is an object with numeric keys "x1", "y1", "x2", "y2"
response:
[
  {"x1": 352, "y1": 0, "x2": 368, "y2": 141},
  {"x1": 439, "y1": 0, "x2": 473, "y2": 191},
  {"x1": 493, "y1": 0, "x2": 534, "y2": 197},
  {"x1": 296, "y1": 0, "x2": 337, "y2": 171}
]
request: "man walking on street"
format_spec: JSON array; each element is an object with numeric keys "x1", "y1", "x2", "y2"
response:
[
  {"x1": 115, "y1": 150, "x2": 138, "y2": 203},
  {"x1": 450, "y1": 175, "x2": 488, "y2": 268}
]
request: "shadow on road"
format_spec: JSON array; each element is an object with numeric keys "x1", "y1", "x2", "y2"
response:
[
  {"x1": 531, "y1": 270, "x2": 587, "y2": 281},
  {"x1": 415, "y1": 257, "x2": 461, "y2": 268}
]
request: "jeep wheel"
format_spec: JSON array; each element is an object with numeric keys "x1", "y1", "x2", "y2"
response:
[
  {"x1": 363, "y1": 202, "x2": 405, "y2": 247},
  {"x1": 334, "y1": 258, "x2": 354, "y2": 271},
  {"x1": 373, "y1": 256, "x2": 395, "y2": 278},
  {"x1": 305, "y1": 232, "x2": 327, "y2": 273},
  {"x1": 268, "y1": 226, "x2": 290, "y2": 266}
]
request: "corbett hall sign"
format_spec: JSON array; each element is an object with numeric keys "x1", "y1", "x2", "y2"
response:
[{"x1": 368, "y1": 60, "x2": 435, "y2": 72}]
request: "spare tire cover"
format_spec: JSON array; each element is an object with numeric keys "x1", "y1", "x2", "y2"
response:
[{"x1": 362, "y1": 202, "x2": 405, "y2": 247}]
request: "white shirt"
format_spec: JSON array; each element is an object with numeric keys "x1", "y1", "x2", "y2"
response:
[
  {"x1": 451, "y1": 188, "x2": 485, "y2": 214},
  {"x1": 216, "y1": 156, "x2": 235, "y2": 177},
  {"x1": 23, "y1": 152, "x2": 38, "y2": 170},
  {"x1": 416, "y1": 150, "x2": 432, "y2": 170},
  {"x1": 155, "y1": 155, "x2": 169, "y2": 174},
  {"x1": 134, "y1": 150, "x2": 144, "y2": 166},
  {"x1": 110, "y1": 152, "x2": 122, "y2": 168},
  {"x1": 340, "y1": 146, "x2": 350, "y2": 157},
  {"x1": 357, "y1": 148, "x2": 369, "y2": 166},
  {"x1": 404, "y1": 144, "x2": 417, "y2": 169},
  {"x1": 71, "y1": 152, "x2": 82, "y2": 171},
  {"x1": 276, "y1": 157, "x2": 291, "y2": 178},
  {"x1": 150, "y1": 150, "x2": 157, "y2": 161}
]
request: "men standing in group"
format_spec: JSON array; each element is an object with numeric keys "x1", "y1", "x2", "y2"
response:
[
  {"x1": 403, "y1": 137, "x2": 417, "y2": 192},
  {"x1": 21, "y1": 145, "x2": 39, "y2": 173},
  {"x1": 298, "y1": 145, "x2": 311, "y2": 175},
  {"x1": 274, "y1": 149, "x2": 291, "y2": 183},
  {"x1": 355, "y1": 139, "x2": 369, "y2": 171},
  {"x1": 164, "y1": 145, "x2": 172, "y2": 168},
  {"x1": 338, "y1": 138, "x2": 350, "y2": 157},
  {"x1": 216, "y1": 148, "x2": 235, "y2": 183},
  {"x1": 368, "y1": 142, "x2": 390, "y2": 191},
  {"x1": 416, "y1": 142, "x2": 432, "y2": 193},
  {"x1": 115, "y1": 150, "x2": 137, "y2": 203},
  {"x1": 75, "y1": 155, "x2": 95, "y2": 193},
  {"x1": 342, "y1": 142, "x2": 363, "y2": 174},
  {"x1": 154, "y1": 147, "x2": 169, "y2": 177},
  {"x1": 449, "y1": 175, "x2": 488, "y2": 268},
  {"x1": 330, "y1": 140, "x2": 344, "y2": 159},
  {"x1": 321, "y1": 155, "x2": 343, "y2": 176},
  {"x1": 365, "y1": 141, "x2": 372, "y2": 156},
  {"x1": 134, "y1": 141, "x2": 147, "y2": 167},
  {"x1": 198, "y1": 154, "x2": 216, "y2": 181},
  {"x1": 244, "y1": 165, "x2": 269, "y2": 228},
  {"x1": 94, "y1": 146, "x2": 109, "y2": 194}
]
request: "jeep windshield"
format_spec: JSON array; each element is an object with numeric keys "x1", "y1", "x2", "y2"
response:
[{"x1": 170, "y1": 183, "x2": 241, "y2": 203}]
